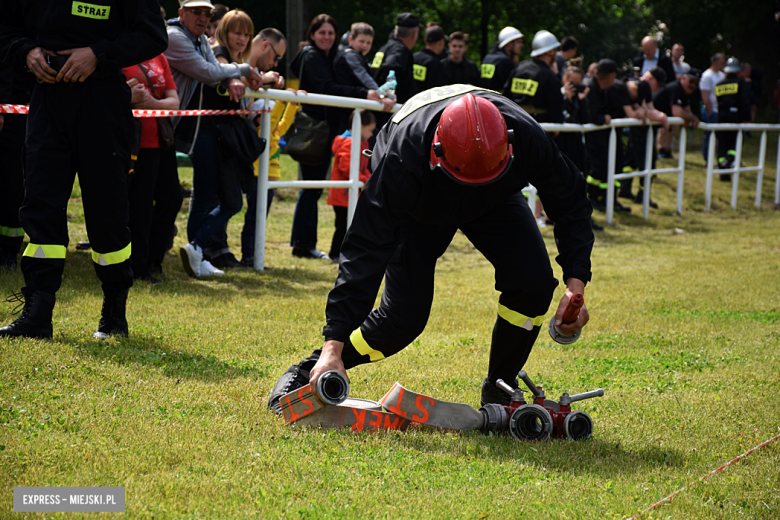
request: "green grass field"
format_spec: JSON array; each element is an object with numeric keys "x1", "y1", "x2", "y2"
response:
[{"x1": 2, "y1": 130, "x2": 779, "y2": 519}]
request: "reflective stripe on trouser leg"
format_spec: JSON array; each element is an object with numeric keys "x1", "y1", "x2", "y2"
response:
[
  {"x1": 23, "y1": 243, "x2": 67, "y2": 260},
  {"x1": 92, "y1": 243, "x2": 132, "y2": 266},
  {"x1": 488, "y1": 305, "x2": 546, "y2": 384},
  {"x1": 497, "y1": 303, "x2": 546, "y2": 330},
  {"x1": 0, "y1": 226, "x2": 24, "y2": 239},
  {"x1": 21, "y1": 243, "x2": 68, "y2": 295},
  {"x1": 586, "y1": 175, "x2": 611, "y2": 189}
]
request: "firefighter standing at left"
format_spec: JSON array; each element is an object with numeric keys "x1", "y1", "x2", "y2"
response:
[{"x1": 0, "y1": 0, "x2": 168, "y2": 339}]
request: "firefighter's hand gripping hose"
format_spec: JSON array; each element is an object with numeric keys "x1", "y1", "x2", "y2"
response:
[{"x1": 549, "y1": 292, "x2": 585, "y2": 344}]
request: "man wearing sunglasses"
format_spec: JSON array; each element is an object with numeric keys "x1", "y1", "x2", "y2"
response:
[
  {"x1": 250, "y1": 28, "x2": 286, "y2": 90},
  {"x1": 165, "y1": 0, "x2": 263, "y2": 154},
  {"x1": 268, "y1": 85, "x2": 594, "y2": 414}
]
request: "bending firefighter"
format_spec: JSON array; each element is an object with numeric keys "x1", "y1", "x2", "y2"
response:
[{"x1": 268, "y1": 85, "x2": 594, "y2": 412}]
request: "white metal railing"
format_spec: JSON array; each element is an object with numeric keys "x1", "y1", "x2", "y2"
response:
[
  {"x1": 241, "y1": 89, "x2": 780, "y2": 270},
  {"x1": 699, "y1": 123, "x2": 780, "y2": 212},
  {"x1": 539, "y1": 119, "x2": 780, "y2": 224}
]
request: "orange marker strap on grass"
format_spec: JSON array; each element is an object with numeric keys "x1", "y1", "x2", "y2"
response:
[
  {"x1": 279, "y1": 384, "x2": 324, "y2": 423},
  {"x1": 288, "y1": 397, "x2": 411, "y2": 432},
  {"x1": 379, "y1": 383, "x2": 485, "y2": 431}
]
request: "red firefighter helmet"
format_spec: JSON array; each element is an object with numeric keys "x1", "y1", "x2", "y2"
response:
[{"x1": 430, "y1": 93, "x2": 514, "y2": 185}]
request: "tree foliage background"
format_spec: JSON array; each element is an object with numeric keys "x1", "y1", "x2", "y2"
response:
[{"x1": 162, "y1": 0, "x2": 779, "y2": 117}]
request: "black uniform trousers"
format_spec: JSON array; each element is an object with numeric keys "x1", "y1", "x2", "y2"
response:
[
  {"x1": 716, "y1": 114, "x2": 739, "y2": 163},
  {"x1": 148, "y1": 146, "x2": 183, "y2": 273},
  {"x1": 128, "y1": 145, "x2": 183, "y2": 278},
  {"x1": 21, "y1": 76, "x2": 134, "y2": 295},
  {"x1": 340, "y1": 193, "x2": 558, "y2": 384},
  {"x1": 0, "y1": 113, "x2": 26, "y2": 255}
]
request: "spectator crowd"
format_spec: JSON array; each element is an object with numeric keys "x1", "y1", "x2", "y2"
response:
[{"x1": 0, "y1": 0, "x2": 765, "y2": 339}]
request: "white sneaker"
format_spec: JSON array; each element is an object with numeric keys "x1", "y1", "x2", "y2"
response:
[
  {"x1": 198, "y1": 259, "x2": 225, "y2": 277},
  {"x1": 180, "y1": 242, "x2": 203, "y2": 278},
  {"x1": 535, "y1": 217, "x2": 547, "y2": 228}
]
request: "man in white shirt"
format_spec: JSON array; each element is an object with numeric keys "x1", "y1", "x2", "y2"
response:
[
  {"x1": 700, "y1": 53, "x2": 725, "y2": 162},
  {"x1": 671, "y1": 44, "x2": 690, "y2": 78}
]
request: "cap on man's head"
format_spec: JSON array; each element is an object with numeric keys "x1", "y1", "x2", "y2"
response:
[
  {"x1": 180, "y1": 0, "x2": 215, "y2": 9},
  {"x1": 648, "y1": 67, "x2": 666, "y2": 88},
  {"x1": 426, "y1": 26, "x2": 445, "y2": 43},
  {"x1": 595, "y1": 59, "x2": 617, "y2": 75},
  {"x1": 685, "y1": 68, "x2": 701, "y2": 80},
  {"x1": 396, "y1": 12, "x2": 422, "y2": 29}
]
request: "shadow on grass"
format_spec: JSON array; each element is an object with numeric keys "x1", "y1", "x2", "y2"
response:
[
  {"x1": 58, "y1": 335, "x2": 272, "y2": 382},
  {"x1": 310, "y1": 426, "x2": 685, "y2": 477},
  {"x1": 49, "y1": 252, "x2": 336, "y2": 300}
]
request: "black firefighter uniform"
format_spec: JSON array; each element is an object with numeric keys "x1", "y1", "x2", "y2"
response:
[
  {"x1": 0, "y1": 0, "x2": 168, "y2": 295},
  {"x1": 715, "y1": 76, "x2": 751, "y2": 166},
  {"x1": 320, "y1": 84, "x2": 594, "y2": 385},
  {"x1": 503, "y1": 58, "x2": 564, "y2": 124},
  {"x1": 412, "y1": 48, "x2": 446, "y2": 92}
]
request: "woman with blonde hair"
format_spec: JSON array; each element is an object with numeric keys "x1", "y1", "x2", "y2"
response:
[
  {"x1": 214, "y1": 9, "x2": 253, "y2": 64},
  {"x1": 179, "y1": 9, "x2": 256, "y2": 276}
]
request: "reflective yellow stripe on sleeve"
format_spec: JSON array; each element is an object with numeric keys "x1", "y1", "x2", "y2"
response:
[
  {"x1": 350, "y1": 328, "x2": 385, "y2": 362},
  {"x1": 0, "y1": 225, "x2": 24, "y2": 238},
  {"x1": 23, "y1": 243, "x2": 67, "y2": 259},
  {"x1": 498, "y1": 303, "x2": 546, "y2": 331},
  {"x1": 91, "y1": 243, "x2": 132, "y2": 266}
]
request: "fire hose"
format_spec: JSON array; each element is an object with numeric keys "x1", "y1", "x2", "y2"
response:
[{"x1": 278, "y1": 370, "x2": 603, "y2": 439}]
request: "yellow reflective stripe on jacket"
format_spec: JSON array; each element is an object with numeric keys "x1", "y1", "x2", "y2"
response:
[
  {"x1": 370, "y1": 52, "x2": 384, "y2": 69},
  {"x1": 0, "y1": 225, "x2": 24, "y2": 238},
  {"x1": 23, "y1": 243, "x2": 67, "y2": 259},
  {"x1": 510, "y1": 78, "x2": 539, "y2": 96},
  {"x1": 413, "y1": 64, "x2": 427, "y2": 81},
  {"x1": 481, "y1": 63, "x2": 495, "y2": 79},
  {"x1": 715, "y1": 83, "x2": 738, "y2": 97},
  {"x1": 91, "y1": 243, "x2": 131, "y2": 266},
  {"x1": 350, "y1": 328, "x2": 385, "y2": 362},
  {"x1": 498, "y1": 303, "x2": 545, "y2": 331}
]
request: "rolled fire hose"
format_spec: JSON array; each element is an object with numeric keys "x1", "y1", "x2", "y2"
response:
[{"x1": 281, "y1": 381, "x2": 490, "y2": 432}]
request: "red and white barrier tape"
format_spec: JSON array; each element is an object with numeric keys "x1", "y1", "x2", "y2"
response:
[
  {"x1": 628, "y1": 431, "x2": 780, "y2": 519},
  {"x1": 0, "y1": 104, "x2": 269, "y2": 117}
]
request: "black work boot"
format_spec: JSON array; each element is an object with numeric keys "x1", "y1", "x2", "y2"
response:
[
  {"x1": 267, "y1": 352, "x2": 321, "y2": 415},
  {"x1": 480, "y1": 377, "x2": 520, "y2": 407},
  {"x1": 93, "y1": 289, "x2": 129, "y2": 340},
  {"x1": 0, "y1": 288, "x2": 55, "y2": 339}
]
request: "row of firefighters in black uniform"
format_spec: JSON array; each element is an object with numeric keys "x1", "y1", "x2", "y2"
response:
[{"x1": 370, "y1": 24, "x2": 753, "y2": 212}]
